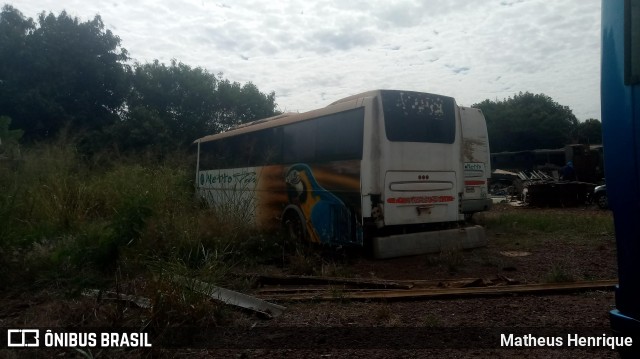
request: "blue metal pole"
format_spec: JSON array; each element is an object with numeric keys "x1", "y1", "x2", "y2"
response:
[{"x1": 602, "y1": 0, "x2": 640, "y2": 353}]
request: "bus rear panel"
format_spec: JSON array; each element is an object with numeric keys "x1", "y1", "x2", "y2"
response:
[{"x1": 371, "y1": 90, "x2": 462, "y2": 229}]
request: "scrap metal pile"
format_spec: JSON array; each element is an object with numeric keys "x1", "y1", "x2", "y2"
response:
[{"x1": 518, "y1": 171, "x2": 596, "y2": 207}]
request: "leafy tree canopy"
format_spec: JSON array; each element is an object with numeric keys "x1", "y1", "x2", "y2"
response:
[
  {"x1": 574, "y1": 118, "x2": 602, "y2": 145},
  {"x1": 0, "y1": 5, "x2": 130, "y2": 141},
  {"x1": 473, "y1": 92, "x2": 580, "y2": 152},
  {"x1": 1, "y1": 5, "x2": 279, "y2": 158},
  {"x1": 115, "y1": 60, "x2": 278, "y2": 155}
]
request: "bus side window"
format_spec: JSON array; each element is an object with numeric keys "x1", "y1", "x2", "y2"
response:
[
  {"x1": 283, "y1": 120, "x2": 316, "y2": 164},
  {"x1": 315, "y1": 108, "x2": 364, "y2": 161},
  {"x1": 200, "y1": 140, "x2": 231, "y2": 169},
  {"x1": 231, "y1": 134, "x2": 251, "y2": 168},
  {"x1": 253, "y1": 127, "x2": 283, "y2": 166}
]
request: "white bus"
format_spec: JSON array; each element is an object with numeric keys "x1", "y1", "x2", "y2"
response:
[
  {"x1": 460, "y1": 106, "x2": 492, "y2": 217},
  {"x1": 194, "y1": 90, "x2": 485, "y2": 258}
]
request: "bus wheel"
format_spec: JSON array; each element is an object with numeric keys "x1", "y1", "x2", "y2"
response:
[{"x1": 283, "y1": 211, "x2": 305, "y2": 243}]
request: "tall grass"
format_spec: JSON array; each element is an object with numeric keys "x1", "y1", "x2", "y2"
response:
[
  {"x1": 477, "y1": 207, "x2": 614, "y2": 237},
  {"x1": 473, "y1": 205, "x2": 615, "y2": 252},
  {"x1": 0, "y1": 139, "x2": 283, "y2": 295}
]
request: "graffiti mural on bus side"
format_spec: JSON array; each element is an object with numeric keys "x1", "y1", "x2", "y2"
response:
[
  {"x1": 285, "y1": 163, "x2": 352, "y2": 244},
  {"x1": 199, "y1": 171, "x2": 257, "y2": 186}
]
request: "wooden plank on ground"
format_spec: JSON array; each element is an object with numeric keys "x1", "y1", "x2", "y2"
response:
[{"x1": 257, "y1": 279, "x2": 617, "y2": 301}]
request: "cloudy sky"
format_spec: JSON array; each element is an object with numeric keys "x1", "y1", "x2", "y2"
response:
[{"x1": 15, "y1": 0, "x2": 601, "y2": 120}]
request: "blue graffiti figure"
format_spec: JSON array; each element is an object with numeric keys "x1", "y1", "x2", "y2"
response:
[{"x1": 284, "y1": 163, "x2": 352, "y2": 244}]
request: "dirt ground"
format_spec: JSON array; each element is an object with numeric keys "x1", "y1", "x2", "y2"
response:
[
  {"x1": 0, "y1": 205, "x2": 623, "y2": 358},
  {"x1": 228, "y1": 204, "x2": 619, "y2": 358},
  {"x1": 345, "y1": 210, "x2": 617, "y2": 284}
]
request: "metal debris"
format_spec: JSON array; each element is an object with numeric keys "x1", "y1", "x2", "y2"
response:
[
  {"x1": 525, "y1": 180, "x2": 596, "y2": 207},
  {"x1": 255, "y1": 275, "x2": 523, "y2": 298},
  {"x1": 500, "y1": 251, "x2": 532, "y2": 257},
  {"x1": 255, "y1": 274, "x2": 414, "y2": 289},
  {"x1": 81, "y1": 289, "x2": 152, "y2": 309},
  {"x1": 173, "y1": 276, "x2": 286, "y2": 319},
  {"x1": 256, "y1": 279, "x2": 617, "y2": 301}
]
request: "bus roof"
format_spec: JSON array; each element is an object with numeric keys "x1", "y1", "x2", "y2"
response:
[
  {"x1": 329, "y1": 90, "x2": 382, "y2": 105},
  {"x1": 193, "y1": 90, "x2": 380, "y2": 144},
  {"x1": 193, "y1": 89, "x2": 454, "y2": 144}
]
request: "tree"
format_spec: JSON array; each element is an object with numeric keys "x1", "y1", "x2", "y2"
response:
[
  {"x1": 473, "y1": 92, "x2": 579, "y2": 152},
  {"x1": 574, "y1": 118, "x2": 602, "y2": 145},
  {"x1": 122, "y1": 60, "x2": 218, "y2": 153},
  {"x1": 213, "y1": 78, "x2": 279, "y2": 132},
  {"x1": 0, "y1": 5, "x2": 35, "y2": 136},
  {"x1": 119, "y1": 60, "x2": 278, "y2": 153},
  {"x1": 0, "y1": 6, "x2": 130, "y2": 141},
  {"x1": 1, "y1": 5, "x2": 279, "y2": 156}
]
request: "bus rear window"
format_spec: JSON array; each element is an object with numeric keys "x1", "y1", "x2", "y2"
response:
[{"x1": 381, "y1": 90, "x2": 455, "y2": 143}]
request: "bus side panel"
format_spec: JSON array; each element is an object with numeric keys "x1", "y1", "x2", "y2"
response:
[
  {"x1": 197, "y1": 167, "x2": 263, "y2": 225},
  {"x1": 276, "y1": 161, "x2": 362, "y2": 245},
  {"x1": 197, "y1": 160, "x2": 362, "y2": 245}
]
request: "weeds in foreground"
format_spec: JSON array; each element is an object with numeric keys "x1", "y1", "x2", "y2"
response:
[
  {"x1": 422, "y1": 313, "x2": 443, "y2": 327},
  {"x1": 475, "y1": 205, "x2": 614, "y2": 252},
  {"x1": 0, "y1": 140, "x2": 289, "y2": 329},
  {"x1": 425, "y1": 247, "x2": 465, "y2": 273},
  {"x1": 372, "y1": 303, "x2": 402, "y2": 326},
  {"x1": 0, "y1": 141, "x2": 618, "y2": 332},
  {"x1": 545, "y1": 263, "x2": 576, "y2": 283},
  {"x1": 476, "y1": 206, "x2": 613, "y2": 238},
  {"x1": 287, "y1": 250, "x2": 319, "y2": 275}
]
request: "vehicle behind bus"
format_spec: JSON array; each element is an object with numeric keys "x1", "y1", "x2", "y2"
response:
[
  {"x1": 459, "y1": 106, "x2": 492, "y2": 218},
  {"x1": 194, "y1": 90, "x2": 485, "y2": 258}
]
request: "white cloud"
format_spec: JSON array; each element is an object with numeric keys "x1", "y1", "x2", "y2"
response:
[{"x1": 13, "y1": 0, "x2": 601, "y2": 120}]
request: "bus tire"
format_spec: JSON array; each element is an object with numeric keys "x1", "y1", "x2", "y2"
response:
[{"x1": 282, "y1": 208, "x2": 306, "y2": 244}]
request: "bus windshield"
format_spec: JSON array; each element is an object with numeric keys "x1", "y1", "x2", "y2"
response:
[{"x1": 381, "y1": 90, "x2": 456, "y2": 143}]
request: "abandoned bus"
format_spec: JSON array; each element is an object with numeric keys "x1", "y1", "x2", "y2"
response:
[
  {"x1": 460, "y1": 106, "x2": 492, "y2": 217},
  {"x1": 194, "y1": 90, "x2": 485, "y2": 258}
]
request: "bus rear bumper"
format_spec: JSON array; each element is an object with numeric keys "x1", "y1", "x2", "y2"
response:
[{"x1": 371, "y1": 225, "x2": 487, "y2": 259}]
